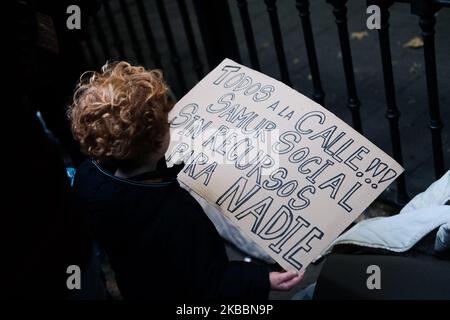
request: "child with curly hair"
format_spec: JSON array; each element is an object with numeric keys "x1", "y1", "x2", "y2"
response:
[{"x1": 69, "y1": 61, "x2": 302, "y2": 300}]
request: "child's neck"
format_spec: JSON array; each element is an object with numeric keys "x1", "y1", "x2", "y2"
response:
[{"x1": 114, "y1": 156, "x2": 159, "y2": 179}]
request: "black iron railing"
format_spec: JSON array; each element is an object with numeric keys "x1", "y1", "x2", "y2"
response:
[
  {"x1": 237, "y1": 0, "x2": 260, "y2": 70},
  {"x1": 81, "y1": 0, "x2": 448, "y2": 206},
  {"x1": 375, "y1": 1, "x2": 409, "y2": 204},
  {"x1": 155, "y1": 0, "x2": 187, "y2": 92},
  {"x1": 295, "y1": 0, "x2": 325, "y2": 106}
]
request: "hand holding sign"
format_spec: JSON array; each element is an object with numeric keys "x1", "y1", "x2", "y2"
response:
[
  {"x1": 166, "y1": 59, "x2": 403, "y2": 272},
  {"x1": 270, "y1": 270, "x2": 304, "y2": 291}
]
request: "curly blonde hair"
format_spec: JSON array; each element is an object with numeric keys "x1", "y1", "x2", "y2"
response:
[{"x1": 68, "y1": 61, "x2": 173, "y2": 164}]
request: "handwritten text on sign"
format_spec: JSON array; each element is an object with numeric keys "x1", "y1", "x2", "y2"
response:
[{"x1": 166, "y1": 59, "x2": 403, "y2": 271}]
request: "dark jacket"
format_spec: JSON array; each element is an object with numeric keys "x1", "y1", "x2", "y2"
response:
[{"x1": 73, "y1": 159, "x2": 270, "y2": 300}]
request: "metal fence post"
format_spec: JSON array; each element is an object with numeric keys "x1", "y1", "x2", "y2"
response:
[
  {"x1": 369, "y1": 0, "x2": 409, "y2": 205},
  {"x1": 327, "y1": 0, "x2": 363, "y2": 133},
  {"x1": 411, "y1": 0, "x2": 446, "y2": 179},
  {"x1": 193, "y1": 0, "x2": 241, "y2": 70}
]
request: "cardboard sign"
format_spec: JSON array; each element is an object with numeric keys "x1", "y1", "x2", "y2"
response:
[{"x1": 166, "y1": 58, "x2": 404, "y2": 271}]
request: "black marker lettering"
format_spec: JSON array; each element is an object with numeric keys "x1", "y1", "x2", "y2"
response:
[
  {"x1": 288, "y1": 185, "x2": 316, "y2": 211},
  {"x1": 235, "y1": 196, "x2": 274, "y2": 233},
  {"x1": 216, "y1": 177, "x2": 261, "y2": 213},
  {"x1": 344, "y1": 146, "x2": 370, "y2": 171},
  {"x1": 213, "y1": 65, "x2": 241, "y2": 85},
  {"x1": 338, "y1": 182, "x2": 363, "y2": 212},
  {"x1": 283, "y1": 227, "x2": 324, "y2": 270},
  {"x1": 268, "y1": 216, "x2": 310, "y2": 254},
  {"x1": 318, "y1": 173, "x2": 345, "y2": 200},
  {"x1": 294, "y1": 111, "x2": 326, "y2": 135}
]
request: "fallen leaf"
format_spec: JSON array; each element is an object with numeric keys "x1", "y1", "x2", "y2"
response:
[
  {"x1": 403, "y1": 36, "x2": 423, "y2": 49},
  {"x1": 350, "y1": 31, "x2": 368, "y2": 40}
]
